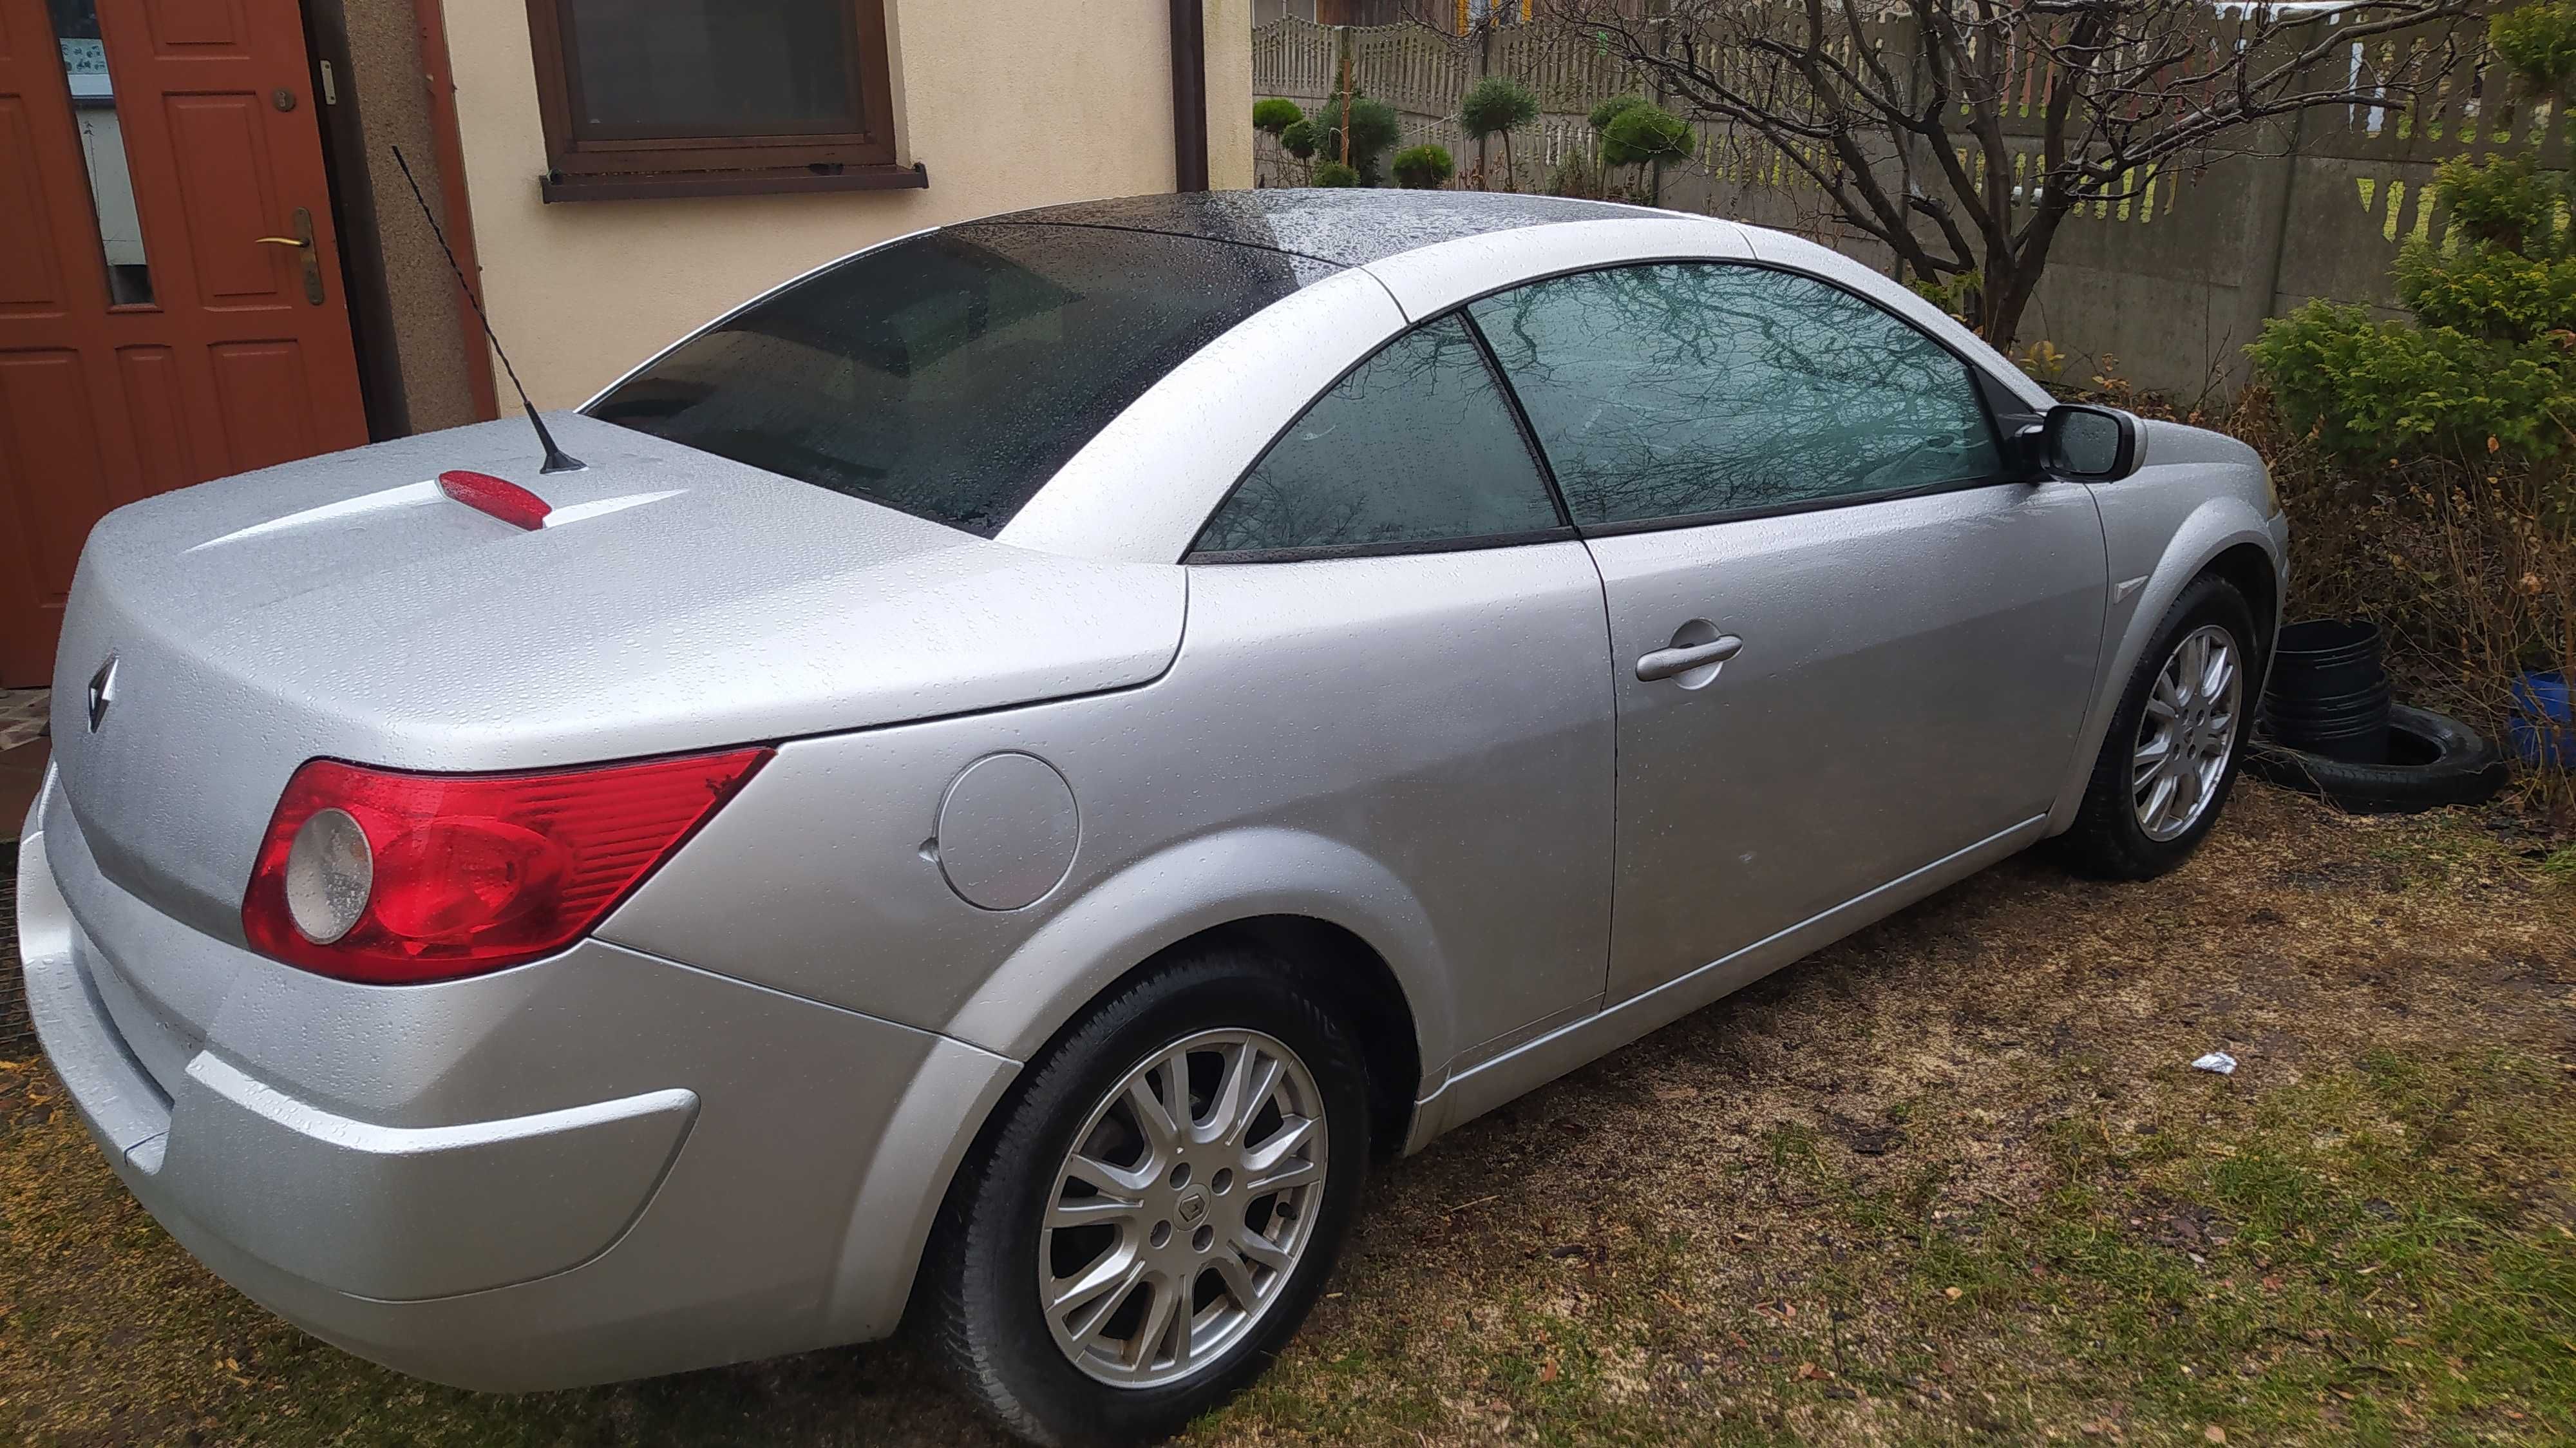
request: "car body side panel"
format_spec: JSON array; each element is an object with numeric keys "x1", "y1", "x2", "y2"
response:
[
  {"x1": 1587, "y1": 479, "x2": 2107, "y2": 1004},
  {"x1": 605, "y1": 540, "x2": 1618, "y2": 1082},
  {"x1": 1405, "y1": 811, "x2": 2047, "y2": 1150},
  {"x1": 2044, "y1": 420, "x2": 2289, "y2": 834}
]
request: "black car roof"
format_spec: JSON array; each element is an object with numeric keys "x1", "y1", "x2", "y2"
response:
[{"x1": 980, "y1": 189, "x2": 1666, "y2": 269}]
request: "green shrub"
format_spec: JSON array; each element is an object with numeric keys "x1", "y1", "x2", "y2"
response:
[
  {"x1": 1253, "y1": 97, "x2": 1303, "y2": 135},
  {"x1": 1587, "y1": 93, "x2": 1648, "y2": 133},
  {"x1": 2394, "y1": 240, "x2": 2576, "y2": 339},
  {"x1": 1312, "y1": 160, "x2": 1363, "y2": 188},
  {"x1": 1307, "y1": 92, "x2": 1401, "y2": 184},
  {"x1": 1278, "y1": 118, "x2": 1319, "y2": 160},
  {"x1": 2249, "y1": 4, "x2": 2576, "y2": 473},
  {"x1": 1544, "y1": 150, "x2": 1600, "y2": 198},
  {"x1": 1391, "y1": 143, "x2": 1454, "y2": 189},
  {"x1": 1600, "y1": 102, "x2": 1692, "y2": 169},
  {"x1": 2492, "y1": 0, "x2": 2576, "y2": 99},
  {"x1": 1906, "y1": 270, "x2": 1985, "y2": 325},
  {"x1": 2432, "y1": 155, "x2": 2562, "y2": 253},
  {"x1": 2251, "y1": 301, "x2": 2576, "y2": 464}
]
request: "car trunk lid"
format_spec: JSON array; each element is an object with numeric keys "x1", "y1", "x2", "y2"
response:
[{"x1": 47, "y1": 414, "x2": 1182, "y2": 939}]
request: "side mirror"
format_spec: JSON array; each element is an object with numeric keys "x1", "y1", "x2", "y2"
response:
[{"x1": 2022, "y1": 403, "x2": 2139, "y2": 481}]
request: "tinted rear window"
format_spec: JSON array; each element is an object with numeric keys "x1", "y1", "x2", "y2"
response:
[{"x1": 587, "y1": 224, "x2": 1332, "y2": 535}]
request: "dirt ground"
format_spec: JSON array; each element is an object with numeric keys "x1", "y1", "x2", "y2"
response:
[{"x1": 4, "y1": 783, "x2": 2573, "y2": 1447}]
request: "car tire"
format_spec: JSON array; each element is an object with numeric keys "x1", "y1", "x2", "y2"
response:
[
  {"x1": 2246, "y1": 703, "x2": 2510, "y2": 814},
  {"x1": 914, "y1": 948, "x2": 1371, "y2": 1448},
  {"x1": 2054, "y1": 573, "x2": 2261, "y2": 881}
]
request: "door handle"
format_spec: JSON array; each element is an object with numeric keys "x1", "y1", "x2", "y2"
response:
[
  {"x1": 1635, "y1": 634, "x2": 1742, "y2": 682},
  {"x1": 258, "y1": 207, "x2": 325, "y2": 305}
]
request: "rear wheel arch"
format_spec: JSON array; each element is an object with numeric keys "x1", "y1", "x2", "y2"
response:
[
  {"x1": 1164, "y1": 915, "x2": 1421, "y2": 1163},
  {"x1": 939, "y1": 829, "x2": 1454, "y2": 1092},
  {"x1": 952, "y1": 914, "x2": 1425, "y2": 1184},
  {"x1": 849, "y1": 905, "x2": 1430, "y2": 1356}
]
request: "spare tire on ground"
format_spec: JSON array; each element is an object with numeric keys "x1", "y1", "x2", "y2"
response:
[{"x1": 2248, "y1": 703, "x2": 2510, "y2": 814}]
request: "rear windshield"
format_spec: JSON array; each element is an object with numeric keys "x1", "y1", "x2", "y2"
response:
[{"x1": 586, "y1": 224, "x2": 1332, "y2": 536}]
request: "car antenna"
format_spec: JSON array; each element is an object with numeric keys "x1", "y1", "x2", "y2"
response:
[{"x1": 390, "y1": 144, "x2": 584, "y2": 474}]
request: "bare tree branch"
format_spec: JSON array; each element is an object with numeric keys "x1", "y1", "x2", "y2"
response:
[{"x1": 1548, "y1": 0, "x2": 2473, "y2": 345}]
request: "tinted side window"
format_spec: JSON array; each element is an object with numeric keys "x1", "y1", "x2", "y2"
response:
[
  {"x1": 1469, "y1": 264, "x2": 2002, "y2": 528},
  {"x1": 1192, "y1": 315, "x2": 1562, "y2": 557}
]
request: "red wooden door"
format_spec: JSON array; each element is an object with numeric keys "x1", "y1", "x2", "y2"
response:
[{"x1": 0, "y1": 0, "x2": 366, "y2": 686}]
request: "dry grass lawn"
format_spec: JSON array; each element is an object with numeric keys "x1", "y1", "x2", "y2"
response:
[{"x1": 5, "y1": 783, "x2": 2574, "y2": 1446}]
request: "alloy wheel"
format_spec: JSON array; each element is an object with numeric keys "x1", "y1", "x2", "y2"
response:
[
  {"x1": 2132, "y1": 623, "x2": 2243, "y2": 841},
  {"x1": 1037, "y1": 1028, "x2": 1329, "y2": 1388}
]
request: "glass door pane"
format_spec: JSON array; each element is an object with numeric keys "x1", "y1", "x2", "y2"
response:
[{"x1": 48, "y1": 0, "x2": 154, "y2": 305}]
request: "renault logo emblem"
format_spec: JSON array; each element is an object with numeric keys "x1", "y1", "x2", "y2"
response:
[
  {"x1": 1176, "y1": 1192, "x2": 1208, "y2": 1226},
  {"x1": 86, "y1": 654, "x2": 117, "y2": 732}
]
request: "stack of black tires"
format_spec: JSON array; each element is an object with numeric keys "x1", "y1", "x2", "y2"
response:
[{"x1": 2249, "y1": 620, "x2": 2510, "y2": 812}]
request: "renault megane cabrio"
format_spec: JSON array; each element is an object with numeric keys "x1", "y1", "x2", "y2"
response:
[{"x1": 17, "y1": 191, "x2": 2284, "y2": 1446}]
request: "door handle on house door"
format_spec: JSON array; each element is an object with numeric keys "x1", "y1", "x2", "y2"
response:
[{"x1": 256, "y1": 207, "x2": 325, "y2": 305}]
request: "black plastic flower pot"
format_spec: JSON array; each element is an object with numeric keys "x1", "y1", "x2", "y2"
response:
[
  {"x1": 2264, "y1": 620, "x2": 2391, "y2": 764},
  {"x1": 2271, "y1": 619, "x2": 2384, "y2": 694}
]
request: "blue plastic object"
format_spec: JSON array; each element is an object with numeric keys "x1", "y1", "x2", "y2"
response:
[{"x1": 2509, "y1": 670, "x2": 2573, "y2": 766}]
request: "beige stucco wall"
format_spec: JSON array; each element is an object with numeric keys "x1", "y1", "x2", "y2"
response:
[
  {"x1": 438, "y1": 0, "x2": 1253, "y2": 408},
  {"x1": 1205, "y1": 6, "x2": 1255, "y2": 198}
]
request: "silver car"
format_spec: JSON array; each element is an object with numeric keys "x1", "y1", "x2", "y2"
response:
[{"x1": 17, "y1": 192, "x2": 2284, "y2": 1446}]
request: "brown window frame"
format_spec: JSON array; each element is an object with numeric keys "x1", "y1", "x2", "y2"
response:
[{"x1": 522, "y1": 0, "x2": 922, "y2": 201}]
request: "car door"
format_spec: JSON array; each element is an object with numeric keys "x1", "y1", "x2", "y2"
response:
[
  {"x1": 1468, "y1": 262, "x2": 2107, "y2": 1007},
  {"x1": 1179, "y1": 312, "x2": 1618, "y2": 1069}
]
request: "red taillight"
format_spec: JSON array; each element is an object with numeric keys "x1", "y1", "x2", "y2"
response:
[{"x1": 242, "y1": 748, "x2": 770, "y2": 984}]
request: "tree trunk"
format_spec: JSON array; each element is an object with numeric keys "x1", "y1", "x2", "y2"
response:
[
  {"x1": 1501, "y1": 128, "x2": 1516, "y2": 192},
  {"x1": 1980, "y1": 200, "x2": 2074, "y2": 351}
]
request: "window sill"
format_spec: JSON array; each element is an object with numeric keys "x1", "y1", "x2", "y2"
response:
[{"x1": 540, "y1": 162, "x2": 927, "y2": 203}]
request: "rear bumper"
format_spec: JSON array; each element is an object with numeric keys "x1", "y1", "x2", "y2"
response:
[{"x1": 16, "y1": 770, "x2": 1016, "y2": 1390}]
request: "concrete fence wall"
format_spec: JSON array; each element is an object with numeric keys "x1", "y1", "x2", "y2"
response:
[{"x1": 1254, "y1": 14, "x2": 2559, "y2": 400}]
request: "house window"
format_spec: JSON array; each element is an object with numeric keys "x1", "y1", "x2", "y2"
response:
[{"x1": 523, "y1": 0, "x2": 918, "y2": 200}]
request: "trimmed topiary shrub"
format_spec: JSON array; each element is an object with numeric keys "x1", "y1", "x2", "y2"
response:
[
  {"x1": 1587, "y1": 93, "x2": 1648, "y2": 134},
  {"x1": 1312, "y1": 160, "x2": 1362, "y2": 188},
  {"x1": 1391, "y1": 143, "x2": 1455, "y2": 189},
  {"x1": 1278, "y1": 118, "x2": 1319, "y2": 161},
  {"x1": 1458, "y1": 75, "x2": 1539, "y2": 189},
  {"x1": 1600, "y1": 102, "x2": 1692, "y2": 170},
  {"x1": 1254, "y1": 97, "x2": 1303, "y2": 135}
]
